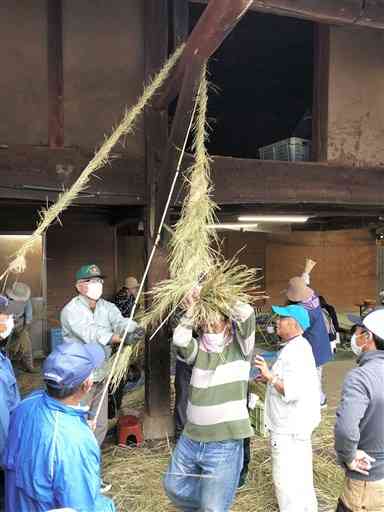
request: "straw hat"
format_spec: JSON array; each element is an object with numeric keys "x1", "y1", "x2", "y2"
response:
[
  {"x1": 125, "y1": 276, "x2": 139, "y2": 289},
  {"x1": 286, "y1": 276, "x2": 313, "y2": 303},
  {"x1": 6, "y1": 282, "x2": 31, "y2": 302}
]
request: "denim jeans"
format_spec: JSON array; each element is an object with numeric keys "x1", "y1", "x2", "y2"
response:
[{"x1": 164, "y1": 434, "x2": 244, "y2": 511}]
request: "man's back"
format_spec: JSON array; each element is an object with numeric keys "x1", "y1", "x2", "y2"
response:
[{"x1": 3, "y1": 391, "x2": 114, "y2": 512}]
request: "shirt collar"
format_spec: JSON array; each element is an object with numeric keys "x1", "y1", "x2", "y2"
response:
[{"x1": 43, "y1": 392, "x2": 89, "y2": 418}]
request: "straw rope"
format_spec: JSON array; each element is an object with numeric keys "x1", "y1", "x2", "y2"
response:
[{"x1": 0, "y1": 44, "x2": 184, "y2": 283}]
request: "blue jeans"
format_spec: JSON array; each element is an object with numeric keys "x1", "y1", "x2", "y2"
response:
[{"x1": 163, "y1": 434, "x2": 244, "y2": 512}]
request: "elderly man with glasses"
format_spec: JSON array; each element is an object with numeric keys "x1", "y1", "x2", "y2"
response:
[{"x1": 60, "y1": 265, "x2": 143, "y2": 457}]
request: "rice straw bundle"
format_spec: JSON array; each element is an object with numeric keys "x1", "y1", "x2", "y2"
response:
[
  {"x1": 0, "y1": 45, "x2": 184, "y2": 284},
  {"x1": 140, "y1": 65, "x2": 260, "y2": 334}
]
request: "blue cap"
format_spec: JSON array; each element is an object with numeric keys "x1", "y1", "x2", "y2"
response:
[
  {"x1": 272, "y1": 304, "x2": 310, "y2": 331},
  {"x1": 43, "y1": 342, "x2": 105, "y2": 391}
]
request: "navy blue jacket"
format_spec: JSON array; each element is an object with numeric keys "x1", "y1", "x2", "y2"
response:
[{"x1": 303, "y1": 306, "x2": 332, "y2": 367}]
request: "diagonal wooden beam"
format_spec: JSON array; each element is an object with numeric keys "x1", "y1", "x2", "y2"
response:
[
  {"x1": 191, "y1": 0, "x2": 384, "y2": 30},
  {"x1": 155, "y1": 0, "x2": 253, "y2": 109}
]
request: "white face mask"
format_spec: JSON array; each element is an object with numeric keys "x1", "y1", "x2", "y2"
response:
[
  {"x1": 0, "y1": 316, "x2": 14, "y2": 339},
  {"x1": 86, "y1": 282, "x2": 103, "y2": 301},
  {"x1": 201, "y1": 330, "x2": 227, "y2": 353},
  {"x1": 350, "y1": 332, "x2": 368, "y2": 357}
]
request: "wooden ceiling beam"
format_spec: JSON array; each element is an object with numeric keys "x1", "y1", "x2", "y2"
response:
[
  {"x1": 2, "y1": 147, "x2": 384, "y2": 207},
  {"x1": 207, "y1": 155, "x2": 384, "y2": 206},
  {"x1": 0, "y1": 146, "x2": 145, "y2": 206},
  {"x1": 155, "y1": 0, "x2": 253, "y2": 109},
  {"x1": 190, "y1": 0, "x2": 384, "y2": 30}
]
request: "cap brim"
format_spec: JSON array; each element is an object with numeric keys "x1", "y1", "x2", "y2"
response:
[
  {"x1": 272, "y1": 305, "x2": 288, "y2": 317},
  {"x1": 83, "y1": 343, "x2": 106, "y2": 369},
  {"x1": 347, "y1": 314, "x2": 363, "y2": 326}
]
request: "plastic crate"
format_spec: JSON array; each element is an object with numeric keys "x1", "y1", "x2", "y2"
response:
[
  {"x1": 50, "y1": 328, "x2": 63, "y2": 351},
  {"x1": 250, "y1": 399, "x2": 267, "y2": 437},
  {"x1": 258, "y1": 137, "x2": 311, "y2": 161}
]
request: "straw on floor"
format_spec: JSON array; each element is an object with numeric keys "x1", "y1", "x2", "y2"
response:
[{"x1": 103, "y1": 387, "x2": 344, "y2": 512}]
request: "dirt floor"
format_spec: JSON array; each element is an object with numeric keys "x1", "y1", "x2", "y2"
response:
[{"x1": 14, "y1": 351, "x2": 356, "y2": 511}]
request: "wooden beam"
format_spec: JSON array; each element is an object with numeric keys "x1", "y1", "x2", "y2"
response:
[
  {"x1": 0, "y1": 146, "x2": 145, "y2": 206},
  {"x1": 312, "y1": 24, "x2": 329, "y2": 162},
  {"x1": 191, "y1": 0, "x2": 384, "y2": 30},
  {"x1": 143, "y1": 0, "x2": 173, "y2": 438},
  {"x1": 206, "y1": 155, "x2": 384, "y2": 206},
  {"x1": 171, "y1": 0, "x2": 189, "y2": 48},
  {"x1": 47, "y1": 0, "x2": 64, "y2": 148},
  {"x1": 2, "y1": 148, "x2": 384, "y2": 208},
  {"x1": 155, "y1": 0, "x2": 253, "y2": 108}
]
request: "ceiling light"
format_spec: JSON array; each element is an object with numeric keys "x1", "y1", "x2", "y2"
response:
[
  {"x1": 208, "y1": 223, "x2": 258, "y2": 230},
  {"x1": 238, "y1": 215, "x2": 310, "y2": 223}
]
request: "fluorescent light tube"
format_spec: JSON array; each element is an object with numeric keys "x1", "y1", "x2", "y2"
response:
[{"x1": 238, "y1": 215, "x2": 309, "y2": 223}]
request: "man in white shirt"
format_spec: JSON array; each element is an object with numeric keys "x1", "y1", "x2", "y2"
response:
[{"x1": 254, "y1": 304, "x2": 320, "y2": 512}]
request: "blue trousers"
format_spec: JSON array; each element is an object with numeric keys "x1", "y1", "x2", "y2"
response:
[{"x1": 164, "y1": 434, "x2": 243, "y2": 512}]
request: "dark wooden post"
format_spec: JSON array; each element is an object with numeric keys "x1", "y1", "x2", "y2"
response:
[
  {"x1": 143, "y1": 0, "x2": 173, "y2": 439},
  {"x1": 47, "y1": 0, "x2": 64, "y2": 148},
  {"x1": 312, "y1": 24, "x2": 330, "y2": 162}
]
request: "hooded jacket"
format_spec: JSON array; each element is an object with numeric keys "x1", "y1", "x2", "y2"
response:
[
  {"x1": 3, "y1": 390, "x2": 115, "y2": 512},
  {"x1": 335, "y1": 350, "x2": 384, "y2": 481},
  {"x1": 301, "y1": 296, "x2": 332, "y2": 367}
]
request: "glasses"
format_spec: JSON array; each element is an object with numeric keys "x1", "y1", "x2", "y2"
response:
[{"x1": 81, "y1": 278, "x2": 104, "y2": 284}]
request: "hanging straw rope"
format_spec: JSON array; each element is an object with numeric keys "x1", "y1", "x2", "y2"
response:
[
  {"x1": 138, "y1": 64, "x2": 260, "y2": 333},
  {"x1": 95, "y1": 62, "x2": 205, "y2": 414},
  {"x1": 0, "y1": 44, "x2": 184, "y2": 284}
]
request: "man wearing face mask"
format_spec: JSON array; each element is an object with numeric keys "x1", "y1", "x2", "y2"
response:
[
  {"x1": 60, "y1": 264, "x2": 143, "y2": 452},
  {"x1": 3, "y1": 341, "x2": 115, "y2": 512},
  {"x1": 0, "y1": 295, "x2": 20, "y2": 507},
  {"x1": 334, "y1": 309, "x2": 384, "y2": 512},
  {"x1": 164, "y1": 289, "x2": 256, "y2": 512}
]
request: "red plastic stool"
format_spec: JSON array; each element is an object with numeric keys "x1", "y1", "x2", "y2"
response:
[{"x1": 117, "y1": 415, "x2": 144, "y2": 447}]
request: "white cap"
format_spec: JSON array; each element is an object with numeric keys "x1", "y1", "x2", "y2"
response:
[{"x1": 363, "y1": 309, "x2": 384, "y2": 340}]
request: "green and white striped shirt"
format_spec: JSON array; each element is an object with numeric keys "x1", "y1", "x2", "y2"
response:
[{"x1": 173, "y1": 302, "x2": 255, "y2": 442}]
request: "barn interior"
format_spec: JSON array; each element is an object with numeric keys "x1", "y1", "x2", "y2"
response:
[{"x1": 1, "y1": 0, "x2": 384, "y2": 509}]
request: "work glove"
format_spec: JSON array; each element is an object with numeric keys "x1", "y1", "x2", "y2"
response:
[{"x1": 124, "y1": 326, "x2": 145, "y2": 345}]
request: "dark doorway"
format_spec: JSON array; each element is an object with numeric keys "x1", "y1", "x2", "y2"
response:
[{"x1": 189, "y1": 5, "x2": 314, "y2": 159}]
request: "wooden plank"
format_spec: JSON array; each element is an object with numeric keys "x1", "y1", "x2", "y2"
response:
[
  {"x1": 206, "y1": 155, "x2": 384, "y2": 206},
  {"x1": 47, "y1": 0, "x2": 64, "y2": 148},
  {"x1": 0, "y1": 146, "x2": 145, "y2": 206},
  {"x1": 191, "y1": 0, "x2": 384, "y2": 29},
  {"x1": 312, "y1": 24, "x2": 329, "y2": 162},
  {"x1": 155, "y1": 0, "x2": 253, "y2": 108},
  {"x1": 3, "y1": 148, "x2": 384, "y2": 207},
  {"x1": 143, "y1": 0, "x2": 172, "y2": 430}
]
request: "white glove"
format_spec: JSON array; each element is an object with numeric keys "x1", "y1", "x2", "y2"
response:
[
  {"x1": 330, "y1": 340, "x2": 337, "y2": 353},
  {"x1": 125, "y1": 319, "x2": 138, "y2": 333}
]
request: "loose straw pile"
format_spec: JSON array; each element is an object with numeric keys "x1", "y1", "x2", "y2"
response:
[
  {"x1": 103, "y1": 388, "x2": 344, "y2": 512},
  {"x1": 0, "y1": 45, "x2": 184, "y2": 284}
]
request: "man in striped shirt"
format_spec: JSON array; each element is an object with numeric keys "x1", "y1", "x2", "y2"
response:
[{"x1": 163, "y1": 291, "x2": 256, "y2": 511}]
